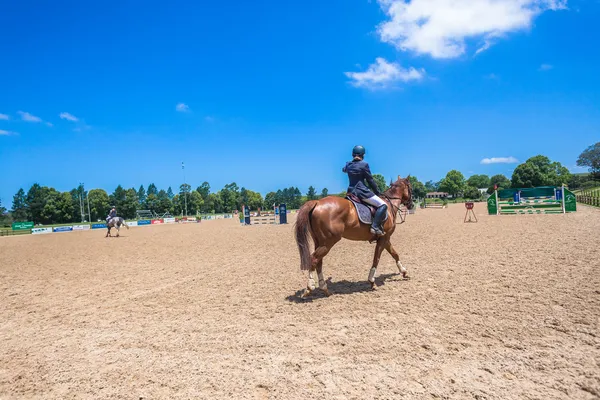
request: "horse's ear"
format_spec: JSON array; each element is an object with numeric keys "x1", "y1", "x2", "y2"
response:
[{"x1": 406, "y1": 174, "x2": 411, "y2": 180}]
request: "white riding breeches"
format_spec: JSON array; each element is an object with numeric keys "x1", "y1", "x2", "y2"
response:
[{"x1": 363, "y1": 195, "x2": 386, "y2": 208}]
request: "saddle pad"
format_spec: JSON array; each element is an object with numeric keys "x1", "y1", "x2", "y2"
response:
[{"x1": 347, "y1": 198, "x2": 388, "y2": 225}]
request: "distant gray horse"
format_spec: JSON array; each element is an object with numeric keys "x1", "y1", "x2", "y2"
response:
[{"x1": 106, "y1": 217, "x2": 129, "y2": 238}]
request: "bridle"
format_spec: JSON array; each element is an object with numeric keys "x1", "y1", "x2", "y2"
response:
[{"x1": 381, "y1": 180, "x2": 413, "y2": 223}]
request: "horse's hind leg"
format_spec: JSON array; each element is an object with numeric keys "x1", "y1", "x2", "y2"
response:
[
  {"x1": 302, "y1": 239, "x2": 338, "y2": 298},
  {"x1": 385, "y1": 241, "x2": 408, "y2": 278},
  {"x1": 316, "y1": 260, "x2": 331, "y2": 297}
]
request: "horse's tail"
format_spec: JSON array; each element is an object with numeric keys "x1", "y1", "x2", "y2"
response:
[
  {"x1": 123, "y1": 218, "x2": 130, "y2": 229},
  {"x1": 295, "y1": 200, "x2": 318, "y2": 271}
]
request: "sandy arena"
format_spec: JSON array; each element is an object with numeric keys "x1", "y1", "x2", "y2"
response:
[{"x1": 1, "y1": 204, "x2": 599, "y2": 399}]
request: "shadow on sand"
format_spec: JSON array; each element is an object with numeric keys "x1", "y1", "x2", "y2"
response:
[{"x1": 285, "y1": 273, "x2": 408, "y2": 303}]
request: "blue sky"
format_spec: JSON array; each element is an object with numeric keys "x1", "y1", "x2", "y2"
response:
[{"x1": 1, "y1": 0, "x2": 599, "y2": 203}]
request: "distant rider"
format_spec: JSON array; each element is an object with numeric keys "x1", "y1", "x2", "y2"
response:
[
  {"x1": 343, "y1": 145, "x2": 388, "y2": 236},
  {"x1": 106, "y1": 207, "x2": 117, "y2": 225}
]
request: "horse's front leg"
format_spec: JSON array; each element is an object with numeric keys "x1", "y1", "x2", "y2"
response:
[
  {"x1": 368, "y1": 238, "x2": 387, "y2": 289},
  {"x1": 385, "y1": 241, "x2": 408, "y2": 279},
  {"x1": 116, "y1": 226, "x2": 120, "y2": 237}
]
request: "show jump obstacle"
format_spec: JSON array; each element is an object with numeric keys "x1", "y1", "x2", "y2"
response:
[
  {"x1": 242, "y1": 204, "x2": 288, "y2": 225},
  {"x1": 487, "y1": 186, "x2": 576, "y2": 215}
]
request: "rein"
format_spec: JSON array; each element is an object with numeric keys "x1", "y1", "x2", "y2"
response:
[{"x1": 381, "y1": 181, "x2": 412, "y2": 223}]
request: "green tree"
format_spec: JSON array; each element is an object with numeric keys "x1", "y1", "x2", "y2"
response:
[
  {"x1": 488, "y1": 174, "x2": 511, "y2": 194},
  {"x1": 11, "y1": 188, "x2": 28, "y2": 221},
  {"x1": 439, "y1": 170, "x2": 466, "y2": 198},
  {"x1": 372, "y1": 174, "x2": 389, "y2": 193},
  {"x1": 466, "y1": 174, "x2": 490, "y2": 189},
  {"x1": 137, "y1": 185, "x2": 146, "y2": 206},
  {"x1": 147, "y1": 183, "x2": 158, "y2": 196},
  {"x1": 26, "y1": 183, "x2": 50, "y2": 223},
  {"x1": 320, "y1": 188, "x2": 329, "y2": 198},
  {"x1": 577, "y1": 142, "x2": 600, "y2": 179},
  {"x1": 219, "y1": 183, "x2": 240, "y2": 212},
  {"x1": 306, "y1": 186, "x2": 317, "y2": 200},
  {"x1": 424, "y1": 180, "x2": 440, "y2": 192},
  {"x1": 172, "y1": 194, "x2": 181, "y2": 215},
  {"x1": 240, "y1": 188, "x2": 263, "y2": 210},
  {"x1": 109, "y1": 185, "x2": 127, "y2": 212},
  {"x1": 179, "y1": 183, "x2": 192, "y2": 215},
  {"x1": 156, "y1": 190, "x2": 172, "y2": 215},
  {"x1": 69, "y1": 184, "x2": 86, "y2": 222},
  {"x1": 188, "y1": 191, "x2": 203, "y2": 214},
  {"x1": 264, "y1": 192, "x2": 277, "y2": 209},
  {"x1": 197, "y1": 182, "x2": 211, "y2": 201},
  {"x1": 167, "y1": 186, "x2": 175, "y2": 200},
  {"x1": 146, "y1": 193, "x2": 159, "y2": 211},
  {"x1": 511, "y1": 155, "x2": 571, "y2": 188},
  {"x1": 568, "y1": 173, "x2": 591, "y2": 190},
  {"x1": 88, "y1": 189, "x2": 110, "y2": 221},
  {"x1": 464, "y1": 186, "x2": 482, "y2": 200},
  {"x1": 121, "y1": 188, "x2": 139, "y2": 219},
  {"x1": 0, "y1": 199, "x2": 7, "y2": 225},
  {"x1": 205, "y1": 192, "x2": 223, "y2": 213},
  {"x1": 408, "y1": 176, "x2": 426, "y2": 199}
]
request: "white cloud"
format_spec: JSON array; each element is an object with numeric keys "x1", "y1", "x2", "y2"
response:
[
  {"x1": 176, "y1": 103, "x2": 190, "y2": 112},
  {"x1": 481, "y1": 156, "x2": 519, "y2": 164},
  {"x1": 376, "y1": 0, "x2": 567, "y2": 59},
  {"x1": 17, "y1": 111, "x2": 42, "y2": 122},
  {"x1": 0, "y1": 113, "x2": 9, "y2": 120},
  {"x1": 539, "y1": 63, "x2": 553, "y2": 71},
  {"x1": 46, "y1": 122, "x2": 53, "y2": 127},
  {"x1": 345, "y1": 57, "x2": 425, "y2": 89},
  {"x1": 60, "y1": 112, "x2": 79, "y2": 122},
  {"x1": 485, "y1": 73, "x2": 499, "y2": 80},
  {"x1": 0, "y1": 129, "x2": 17, "y2": 136},
  {"x1": 204, "y1": 116, "x2": 215, "y2": 122}
]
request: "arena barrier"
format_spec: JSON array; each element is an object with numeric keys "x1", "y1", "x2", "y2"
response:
[
  {"x1": 242, "y1": 204, "x2": 288, "y2": 225},
  {"x1": 488, "y1": 185, "x2": 577, "y2": 215},
  {"x1": 422, "y1": 202, "x2": 445, "y2": 209}
]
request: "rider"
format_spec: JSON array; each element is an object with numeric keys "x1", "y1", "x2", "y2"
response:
[
  {"x1": 343, "y1": 145, "x2": 388, "y2": 236},
  {"x1": 106, "y1": 206, "x2": 117, "y2": 225}
]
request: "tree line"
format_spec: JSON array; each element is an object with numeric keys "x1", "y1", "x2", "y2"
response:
[
  {"x1": 1, "y1": 181, "x2": 328, "y2": 225},
  {"x1": 1, "y1": 142, "x2": 598, "y2": 225}
]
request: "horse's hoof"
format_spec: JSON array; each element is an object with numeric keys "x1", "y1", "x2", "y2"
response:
[
  {"x1": 370, "y1": 281, "x2": 376, "y2": 290},
  {"x1": 322, "y1": 289, "x2": 332, "y2": 297},
  {"x1": 300, "y1": 289, "x2": 312, "y2": 298}
]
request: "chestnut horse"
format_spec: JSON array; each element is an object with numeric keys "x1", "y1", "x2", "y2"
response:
[{"x1": 295, "y1": 175, "x2": 414, "y2": 297}]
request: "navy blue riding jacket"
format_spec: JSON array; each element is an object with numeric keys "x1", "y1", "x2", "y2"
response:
[{"x1": 343, "y1": 159, "x2": 380, "y2": 199}]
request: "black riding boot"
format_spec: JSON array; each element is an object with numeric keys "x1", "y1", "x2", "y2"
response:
[{"x1": 370, "y1": 204, "x2": 388, "y2": 236}]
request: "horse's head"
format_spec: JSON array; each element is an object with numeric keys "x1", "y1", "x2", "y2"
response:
[{"x1": 388, "y1": 175, "x2": 414, "y2": 210}]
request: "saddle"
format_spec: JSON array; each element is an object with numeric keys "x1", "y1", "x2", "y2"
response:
[{"x1": 345, "y1": 193, "x2": 388, "y2": 225}]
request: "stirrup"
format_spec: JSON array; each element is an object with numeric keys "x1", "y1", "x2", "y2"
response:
[{"x1": 370, "y1": 226, "x2": 385, "y2": 237}]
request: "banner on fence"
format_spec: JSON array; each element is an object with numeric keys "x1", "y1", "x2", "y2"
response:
[
  {"x1": 32, "y1": 227, "x2": 53, "y2": 235},
  {"x1": 73, "y1": 225, "x2": 91, "y2": 231},
  {"x1": 164, "y1": 217, "x2": 176, "y2": 224},
  {"x1": 126, "y1": 221, "x2": 138, "y2": 227},
  {"x1": 53, "y1": 226, "x2": 73, "y2": 232},
  {"x1": 92, "y1": 223, "x2": 107, "y2": 229},
  {"x1": 138, "y1": 220, "x2": 151, "y2": 226},
  {"x1": 12, "y1": 221, "x2": 34, "y2": 231},
  {"x1": 151, "y1": 219, "x2": 163, "y2": 224}
]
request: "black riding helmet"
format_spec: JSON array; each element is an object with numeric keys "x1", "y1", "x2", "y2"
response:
[{"x1": 352, "y1": 145, "x2": 366, "y2": 157}]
